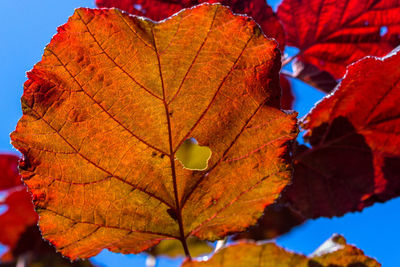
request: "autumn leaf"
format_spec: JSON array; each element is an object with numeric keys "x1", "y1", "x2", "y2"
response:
[
  {"x1": 282, "y1": 48, "x2": 400, "y2": 218},
  {"x1": 183, "y1": 234, "x2": 380, "y2": 267},
  {"x1": 0, "y1": 154, "x2": 21, "y2": 190},
  {"x1": 95, "y1": 0, "x2": 286, "y2": 49},
  {"x1": 11, "y1": 4, "x2": 297, "y2": 259},
  {"x1": 0, "y1": 154, "x2": 38, "y2": 261},
  {"x1": 0, "y1": 190, "x2": 38, "y2": 261},
  {"x1": 278, "y1": 0, "x2": 400, "y2": 78}
]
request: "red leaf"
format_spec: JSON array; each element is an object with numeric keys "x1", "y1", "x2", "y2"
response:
[
  {"x1": 278, "y1": 0, "x2": 400, "y2": 78},
  {"x1": 0, "y1": 154, "x2": 37, "y2": 260},
  {"x1": 95, "y1": 0, "x2": 286, "y2": 49},
  {"x1": 280, "y1": 74, "x2": 295, "y2": 109},
  {"x1": 283, "y1": 48, "x2": 400, "y2": 218},
  {"x1": 0, "y1": 154, "x2": 21, "y2": 190},
  {"x1": 0, "y1": 190, "x2": 38, "y2": 261}
]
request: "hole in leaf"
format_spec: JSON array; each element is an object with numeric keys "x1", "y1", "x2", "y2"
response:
[
  {"x1": 175, "y1": 138, "x2": 211, "y2": 171},
  {"x1": 0, "y1": 204, "x2": 8, "y2": 216},
  {"x1": 380, "y1": 26, "x2": 388, "y2": 36}
]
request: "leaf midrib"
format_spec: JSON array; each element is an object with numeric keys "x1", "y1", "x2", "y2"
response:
[{"x1": 29, "y1": 6, "x2": 280, "y2": 243}]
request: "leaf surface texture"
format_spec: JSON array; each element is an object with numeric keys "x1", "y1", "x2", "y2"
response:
[
  {"x1": 11, "y1": 4, "x2": 297, "y2": 259},
  {"x1": 285, "y1": 48, "x2": 400, "y2": 218},
  {"x1": 278, "y1": 0, "x2": 400, "y2": 78},
  {"x1": 183, "y1": 234, "x2": 380, "y2": 267},
  {"x1": 96, "y1": 0, "x2": 286, "y2": 49}
]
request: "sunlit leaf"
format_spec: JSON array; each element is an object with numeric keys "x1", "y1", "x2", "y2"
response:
[
  {"x1": 183, "y1": 234, "x2": 380, "y2": 267},
  {"x1": 284, "y1": 48, "x2": 400, "y2": 218},
  {"x1": 0, "y1": 154, "x2": 38, "y2": 261},
  {"x1": 0, "y1": 154, "x2": 21, "y2": 190},
  {"x1": 96, "y1": 0, "x2": 286, "y2": 49},
  {"x1": 278, "y1": 0, "x2": 400, "y2": 78},
  {"x1": 11, "y1": 4, "x2": 297, "y2": 259},
  {"x1": 0, "y1": 190, "x2": 38, "y2": 261}
]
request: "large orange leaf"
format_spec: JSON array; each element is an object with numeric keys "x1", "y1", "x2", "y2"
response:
[
  {"x1": 278, "y1": 0, "x2": 400, "y2": 78},
  {"x1": 11, "y1": 4, "x2": 297, "y2": 259},
  {"x1": 283, "y1": 48, "x2": 400, "y2": 218},
  {"x1": 183, "y1": 234, "x2": 380, "y2": 267},
  {"x1": 95, "y1": 0, "x2": 286, "y2": 49}
]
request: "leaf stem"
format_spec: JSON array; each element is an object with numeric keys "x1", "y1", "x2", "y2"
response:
[{"x1": 180, "y1": 237, "x2": 192, "y2": 259}]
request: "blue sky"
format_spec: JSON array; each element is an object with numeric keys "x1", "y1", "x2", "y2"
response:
[{"x1": 0, "y1": 0, "x2": 399, "y2": 266}]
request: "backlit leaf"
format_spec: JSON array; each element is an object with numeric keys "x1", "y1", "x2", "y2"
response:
[
  {"x1": 95, "y1": 0, "x2": 286, "y2": 49},
  {"x1": 183, "y1": 234, "x2": 380, "y2": 267},
  {"x1": 0, "y1": 190, "x2": 38, "y2": 261},
  {"x1": 11, "y1": 4, "x2": 297, "y2": 259},
  {"x1": 0, "y1": 154, "x2": 21, "y2": 190},
  {"x1": 278, "y1": 0, "x2": 400, "y2": 78},
  {"x1": 284, "y1": 48, "x2": 400, "y2": 218},
  {"x1": 0, "y1": 154, "x2": 38, "y2": 261}
]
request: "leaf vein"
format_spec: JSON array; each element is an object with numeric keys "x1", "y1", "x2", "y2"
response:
[
  {"x1": 24, "y1": 105, "x2": 174, "y2": 209},
  {"x1": 181, "y1": 100, "x2": 266, "y2": 208},
  {"x1": 76, "y1": 10, "x2": 163, "y2": 101},
  {"x1": 167, "y1": 6, "x2": 219, "y2": 105},
  {"x1": 43, "y1": 208, "x2": 178, "y2": 238},
  {"x1": 173, "y1": 34, "x2": 254, "y2": 153},
  {"x1": 46, "y1": 48, "x2": 168, "y2": 155}
]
